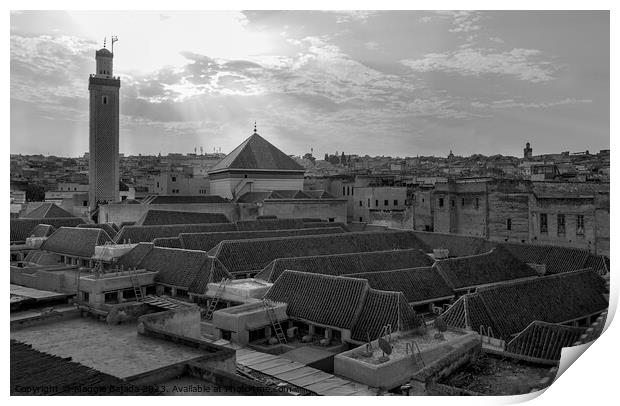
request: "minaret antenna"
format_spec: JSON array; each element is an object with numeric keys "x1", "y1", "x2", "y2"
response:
[{"x1": 111, "y1": 36, "x2": 118, "y2": 54}]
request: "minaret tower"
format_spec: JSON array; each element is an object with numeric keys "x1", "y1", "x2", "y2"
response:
[{"x1": 88, "y1": 37, "x2": 120, "y2": 212}]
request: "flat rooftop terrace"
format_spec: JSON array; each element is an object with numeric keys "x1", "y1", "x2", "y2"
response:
[{"x1": 11, "y1": 317, "x2": 206, "y2": 379}]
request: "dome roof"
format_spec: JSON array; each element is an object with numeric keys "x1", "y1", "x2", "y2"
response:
[{"x1": 96, "y1": 48, "x2": 112, "y2": 56}]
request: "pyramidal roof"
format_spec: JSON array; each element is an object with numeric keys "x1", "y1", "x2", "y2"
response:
[
  {"x1": 208, "y1": 132, "x2": 305, "y2": 174},
  {"x1": 22, "y1": 203, "x2": 74, "y2": 219}
]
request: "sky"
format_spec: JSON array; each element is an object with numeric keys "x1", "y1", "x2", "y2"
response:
[{"x1": 10, "y1": 10, "x2": 609, "y2": 158}]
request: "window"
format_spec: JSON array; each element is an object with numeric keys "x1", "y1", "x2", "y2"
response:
[
  {"x1": 540, "y1": 213, "x2": 548, "y2": 234},
  {"x1": 176, "y1": 289, "x2": 188, "y2": 298},
  {"x1": 342, "y1": 187, "x2": 346, "y2": 196},
  {"x1": 475, "y1": 198, "x2": 480, "y2": 209},
  {"x1": 506, "y1": 218, "x2": 512, "y2": 230},
  {"x1": 451, "y1": 200, "x2": 455, "y2": 207},
  {"x1": 384, "y1": 200, "x2": 389, "y2": 206},
  {"x1": 461, "y1": 198, "x2": 465, "y2": 207},
  {"x1": 347, "y1": 186, "x2": 350, "y2": 196},
  {"x1": 82, "y1": 291, "x2": 89, "y2": 303},
  {"x1": 359, "y1": 217, "x2": 363, "y2": 222},
  {"x1": 439, "y1": 198, "x2": 444, "y2": 207},
  {"x1": 367, "y1": 198, "x2": 370, "y2": 207},
  {"x1": 171, "y1": 176, "x2": 177, "y2": 182},
  {"x1": 83, "y1": 200, "x2": 88, "y2": 206},
  {"x1": 359, "y1": 201, "x2": 362, "y2": 207},
  {"x1": 394, "y1": 200, "x2": 398, "y2": 206},
  {"x1": 375, "y1": 200, "x2": 379, "y2": 207},
  {"x1": 422, "y1": 198, "x2": 425, "y2": 203},
  {"x1": 102, "y1": 96, "x2": 108, "y2": 105},
  {"x1": 328, "y1": 218, "x2": 335, "y2": 222},
  {"x1": 557, "y1": 214, "x2": 566, "y2": 236},
  {"x1": 163, "y1": 286, "x2": 172, "y2": 296},
  {"x1": 577, "y1": 215, "x2": 585, "y2": 237},
  {"x1": 104, "y1": 292, "x2": 118, "y2": 304}
]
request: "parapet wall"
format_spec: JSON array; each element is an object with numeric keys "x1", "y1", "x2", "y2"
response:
[{"x1": 138, "y1": 306, "x2": 201, "y2": 339}]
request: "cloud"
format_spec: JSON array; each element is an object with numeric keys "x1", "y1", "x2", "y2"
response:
[
  {"x1": 471, "y1": 98, "x2": 593, "y2": 109},
  {"x1": 330, "y1": 11, "x2": 376, "y2": 24},
  {"x1": 402, "y1": 47, "x2": 556, "y2": 82}
]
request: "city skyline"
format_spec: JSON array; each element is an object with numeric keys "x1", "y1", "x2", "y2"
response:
[{"x1": 11, "y1": 10, "x2": 610, "y2": 158}]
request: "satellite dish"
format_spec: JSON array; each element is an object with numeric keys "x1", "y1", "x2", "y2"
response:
[{"x1": 378, "y1": 337, "x2": 392, "y2": 355}]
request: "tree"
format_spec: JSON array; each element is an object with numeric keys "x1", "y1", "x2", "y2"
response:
[{"x1": 25, "y1": 184, "x2": 45, "y2": 202}]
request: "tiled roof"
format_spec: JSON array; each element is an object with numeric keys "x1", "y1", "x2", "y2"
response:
[
  {"x1": 11, "y1": 217, "x2": 85, "y2": 243},
  {"x1": 351, "y1": 289, "x2": 421, "y2": 342},
  {"x1": 445, "y1": 270, "x2": 608, "y2": 340},
  {"x1": 236, "y1": 218, "x2": 305, "y2": 231},
  {"x1": 211, "y1": 231, "x2": 431, "y2": 274},
  {"x1": 349, "y1": 267, "x2": 454, "y2": 304},
  {"x1": 114, "y1": 223, "x2": 237, "y2": 243},
  {"x1": 77, "y1": 223, "x2": 118, "y2": 238},
  {"x1": 208, "y1": 132, "x2": 305, "y2": 174},
  {"x1": 144, "y1": 195, "x2": 230, "y2": 204},
  {"x1": 256, "y1": 248, "x2": 435, "y2": 283},
  {"x1": 179, "y1": 227, "x2": 345, "y2": 252},
  {"x1": 235, "y1": 191, "x2": 273, "y2": 203},
  {"x1": 136, "y1": 247, "x2": 231, "y2": 293},
  {"x1": 10, "y1": 340, "x2": 152, "y2": 396},
  {"x1": 22, "y1": 203, "x2": 74, "y2": 219},
  {"x1": 500, "y1": 243, "x2": 606, "y2": 274},
  {"x1": 23, "y1": 250, "x2": 60, "y2": 265},
  {"x1": 29, "y1": 224, "x2": 56, "y2": 238},
  {"x1": 435, "y1": 246, "x2": 538, "y2": 290},
  {"x1": 40, "y1": 227, "x2": 113, "y2": 258},
  {"x1": 153, "y1": 237, "x2": 183, "y2": 249},
  {"x1": 264, "y1": 271, "x2": 368, "y2": 330},
  {"x1": 236, "y1": 190, "x2": 339, "y2": 203},
  {"x1": 135, "y1": 209, "x2": 230, "y2": 226},
  {"x1": 115, "y1": 243, "x2": 154, "y2": 269},
  {"x1": 264, "y1": 271, "x2": 422, "y2": 342},
  {"x1": 412, "y1": 231, "x2": 494, "y2": 257}
]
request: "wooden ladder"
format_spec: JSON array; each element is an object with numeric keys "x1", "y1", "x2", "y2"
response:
[
  {"x1": 263, "y1": 299, "x2": 287, "y2": 344},
  {"x1": 204, "y1": 278, "x2": 229, "y2": 320},
  {"x1": 406, "y1": 341, "x2": 425, "y2": 367},
  {"x1": 129, "y1": 269, "x2": 143, "y2": 302}
]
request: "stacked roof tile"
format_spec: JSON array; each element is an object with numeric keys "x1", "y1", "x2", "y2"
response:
[
  {"x1": 264, "y1": 271, "x2": 422, "y2": 342},
  {"x1": 114, "y1": 223, "x2": 237, "y2": 244},
  {"x1": 128, "y1": 246, "x2": 231, "y2": 293},
  {"x1": 115, "y1": 243, "x2": 154, "y2": 269},
  {"x1": 351, "y1": 288, "x2": 421, "y2": 342},
  {"x1": 210, "y1": 231, "x2": 431, "y2": 275},
  {"x1": 349, "y1": 267, "x2": 454, "y2": 304},
  {"x1": 135, "y1": 209, "x2": 230, "y2": 226},
  {"x1": 256, "y1": 248, "x2": 435, "y2": 283},
  {"x1": 179, "y1": 227, "x2": 345, "y2": 252},
  {"x1": 265, "y1": 271, "x2": 367, "y2": 330},
  {"x1": 22, "y1": 203, "x2": 74, "y2": 219},
  {"x1": 500, "y1": 243, "x2": 608, "y2": 274},
  {"x1": 443, "y1": 270, "x2": 608, "y2": 340},
  {"x1": 40, "y1": 227, "x2": 113, "y2": 258},
  {"x1": 11, "y1": 217, "x2": 85, "y2": 243},
  {"x1": 435, "y1": 246, "x2": 538, "y2": 290},
  {"x1": 28, "y1": 224, "x2": 56, "y2": 238},
  {"x1": 10, "y1": 340, "x2": 153, "y2": 396}
]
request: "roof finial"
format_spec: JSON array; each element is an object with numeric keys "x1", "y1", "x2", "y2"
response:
[
  {"x1": 103, "y1": 36, "x2": 107, "y2": 48},
  {"x1": 253, "y1": 121, "x2": 257, "y2": 134}
]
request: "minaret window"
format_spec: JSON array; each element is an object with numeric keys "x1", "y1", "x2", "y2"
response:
[{"x1": 102, "y1": 96, "x2": 108, "y2": 105}]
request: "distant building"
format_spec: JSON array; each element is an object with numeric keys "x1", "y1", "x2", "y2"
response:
[
  {"x1": 353, "y1": 186, "x2": 408, "y2": 226},
  {"x1": 88, "y1": 45, "x2": 120, "y2": 209},
  {"x1": 208, "y1": 129, "x2": 305, "y2": 200}
]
